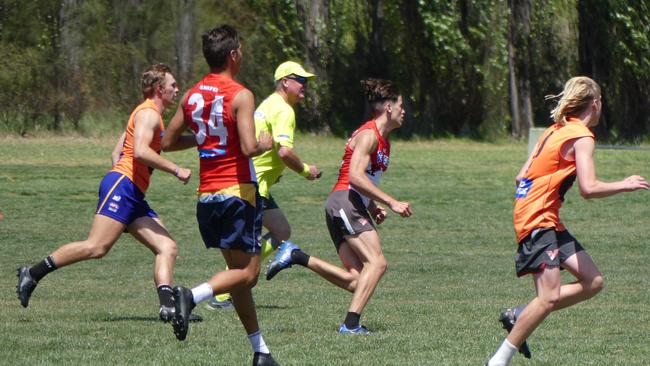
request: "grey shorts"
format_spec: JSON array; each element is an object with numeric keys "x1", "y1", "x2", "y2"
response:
[
  {"x1": 515, "y1": 228, "x2": 585, "y2": 277},
  {"x1": 324, "y1": 190, "x2": 375, "y2": 251}
]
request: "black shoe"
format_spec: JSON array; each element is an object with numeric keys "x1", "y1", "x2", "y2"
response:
[
  {"x1": 171, "y1": 286, "x2": 195, "y2": 341},
  {"x1": 16, "y1": 266, "x2": 37, "y2": 308},
  {"x1": 253, "y1": 352, "x2": 281, "y2": 366},
  {"x1": 499, "y1": 308, "x2": 531, "y2": 359},
  {"x1": 160, "y1": 305, "x2": 203, "y2": 323}
]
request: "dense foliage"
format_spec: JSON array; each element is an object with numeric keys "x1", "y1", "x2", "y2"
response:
[{"x1": 1, "y1": 0, "x2": 648, "y2": 141}]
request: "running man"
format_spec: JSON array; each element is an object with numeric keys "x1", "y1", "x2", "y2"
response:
[
  {"x1": 16, "y1": 63, "x2": 196, "y2": 322},
  {"x1": 206, "y1": 60, "x2": 320, "y2": 310},
  {"x1": 485, "y1": 76, "x2": 648, "y2": 366},
  {"x1": 161, "y1": 25, "x2": 281, "y2": 366},
  {"x1": 266, "y1": 78, "x2": 413, "y2": 334}
]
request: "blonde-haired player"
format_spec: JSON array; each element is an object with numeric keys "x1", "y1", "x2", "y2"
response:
[{"x1": 485, "y1": 76, "x2": 648, "y2": 365}]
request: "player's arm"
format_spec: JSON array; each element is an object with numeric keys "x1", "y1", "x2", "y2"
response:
[
  {"x1": 573, "y1": 136, "x2": 648, "y2": 199},
  {"x1": 161, "y1": 91, "x2": 196, "y2": 152},
  {"x1": 278, "y1": 145, "x2": 319, "y2": 180},
  {"x1": 348, "y1": 130, "x2": 412, "y2": 217},
  {"x1": 111, "y1": 132, "x2": 126, "y2": 166},
  {"x1": 133, "y1": 108, "x2": 191, "y2": 183},
  {"x1": 234, "y1": 89, "x2": 272, "y2": 157},
  {"x1": 515, "y1": 142, "x2": 537, "y2": 186}
]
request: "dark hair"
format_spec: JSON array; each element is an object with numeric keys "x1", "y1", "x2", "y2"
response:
[
  {"x1": 360, "y1": 78, "x2": 400, "y2": 112},
  {"x1": 141, "y1": 63, "x2": 173, "y2": 98},
  {"x1": 202, "y1": 25, "x2": 240, "y2": 69}
]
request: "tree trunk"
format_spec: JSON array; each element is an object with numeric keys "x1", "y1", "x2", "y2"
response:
[
  {"x1": 175, "y1": 0, "x2": 195, "y2": 88},
  {"x1": 60, "y1": 0, "x2": 84, "y2": 129},
  {"x1": 368, "y1": 0, "x2": 387, "y2": 78},
  {"x1": 296, "y1": 0, "x2": 330, "y2": 132},
  {"x1": 508, "y1": 0, "x2": 533, "y2": 139}
]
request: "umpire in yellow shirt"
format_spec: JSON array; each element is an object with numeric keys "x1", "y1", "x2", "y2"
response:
[{"x1": 206, "y1": 61, "x2": 319, "y2": 310}]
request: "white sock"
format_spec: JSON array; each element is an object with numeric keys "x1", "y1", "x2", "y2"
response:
[
  {"x1": 190, "y1": 283, "x2": 214, "y2": 305},
  {"x1": 488, "y1": 339, "x2": 517, "y2": 366},
  {"x1": 247, "y1": 330, "x2": 270, "y2": 354}
]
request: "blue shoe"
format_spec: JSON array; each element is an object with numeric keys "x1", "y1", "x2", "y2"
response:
[
  {"x1": 266, "y1": 241, "x2": 299, "y2": 280},
  {"x1": 338, "y1": 324, "x2": 370, "y2": 335}
]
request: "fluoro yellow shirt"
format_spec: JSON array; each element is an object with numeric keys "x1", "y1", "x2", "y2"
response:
[{"x1": 252, "y1": 92, "x2": 296, "y2": 198}]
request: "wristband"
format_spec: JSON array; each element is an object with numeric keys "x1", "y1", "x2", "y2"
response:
[
  {"x1": 299, "y1": 163, "x2": 311, "y2": 178},
  {"x1": 174, "y1": 165, "x2": 180, "y2": 177}
]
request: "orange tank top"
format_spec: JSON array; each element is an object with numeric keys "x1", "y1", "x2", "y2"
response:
[
  {"x1": 513, "y1": 118, "x2": 594, "y2": 242},
  {"x1": 111, "y1": 99, "x2": 164, "y2": 193}
]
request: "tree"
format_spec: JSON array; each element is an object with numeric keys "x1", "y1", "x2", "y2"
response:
[{"x1": 508, "y1": 0, "x2": 533, "y2": 139}]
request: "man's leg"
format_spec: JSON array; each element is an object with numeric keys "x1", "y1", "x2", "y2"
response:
[
  {"x1": 128, "y1": 216, "x2": 178, "y2": 287},
  {"x1": 17, "y1": 214, "x2": 124, "y2": 307},
  {"x1": 487, "y1": 267, "x2": 561, "y2": 366},
  {"x1": 128, "y1": 216, "x2": 184, "y2": 320},
  {"x1": 554, "y1": 251, "x2": 604, "y2": 310}
]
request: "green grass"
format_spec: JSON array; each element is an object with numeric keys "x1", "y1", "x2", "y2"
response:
[{"x1": 1, "y1": 135, "x2": 649, "y2": 365}]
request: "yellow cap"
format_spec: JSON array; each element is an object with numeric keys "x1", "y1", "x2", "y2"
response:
[{"x1": 274, "y1": 61, "x2": 316, "y2": 81}]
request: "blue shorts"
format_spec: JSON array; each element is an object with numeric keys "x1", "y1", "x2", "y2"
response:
[
  {"x1": 196, "y1": 194, "x2": 262, "y2": 253},
  {"x1": 96, "y1": 171, "x2": 157, "y2": 225}
]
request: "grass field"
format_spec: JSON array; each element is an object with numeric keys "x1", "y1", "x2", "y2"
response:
[{"x1": 1, "y1": 135, "x2": 649, "y2": 365}]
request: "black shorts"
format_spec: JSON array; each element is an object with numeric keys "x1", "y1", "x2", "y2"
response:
[
  {"x1": 515, "y1": 228, "x2": 585, "y2": 277},
  {"x1": 260, "y1": 194, "x2": 279, "y2": 211},
  {"x1": 324, "y1": 190, "x2": 375, "y2": 251},
  {"x1": 196, "y1": 194, "x2": 263, "y2": 254}
]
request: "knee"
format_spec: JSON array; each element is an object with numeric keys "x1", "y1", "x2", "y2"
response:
[
  {"x1": 373, "y1": 256, "x2": 388, "y2": 276},
  {"x1": 86, "y1": 242, "x2": 112, "y2": 259},
  {"x1": 590, "y1": 275, "x2": 605, "y2": 295},
  {"x1": 160, "y1": 240, "x2": 179, "y2": 259}
]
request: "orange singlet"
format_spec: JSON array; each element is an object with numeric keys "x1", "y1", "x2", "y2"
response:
[
  {"x1": 513, "y1": 118, "x2": 594, "y2": 242},
  {"x1": 112, "y1": 99, "x2": 164, "y2": 193}
]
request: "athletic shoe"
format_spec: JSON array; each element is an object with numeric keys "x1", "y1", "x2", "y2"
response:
[
  {"x1": 16, "y1": 266, "x2": 37, "y2": 308},
  {"x1": 252, "y1": 352, "x2": 281, "y2": 366},
  {"x1": 338, "y1": 323, "x2": 370, "y2": 335},
  {"x1": 499, "y1": 308, "x2": 531, "y2": 359},
  {"x1": 266, "y1": 241, "x2": 299, "y2": 280},
  {"x1": 171, "y1": 286, "x2": 195, "y2": 341},
  {"x1": 159, "y1": 305, "x2": 203, "y2": 322},
  {"x1": 204, "y1": 296, "x2": 234, "y2": 311}
]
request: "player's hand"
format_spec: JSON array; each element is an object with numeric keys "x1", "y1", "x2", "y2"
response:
[
  {"x1": 175, "y1": 167, "x2": 191, "y2": 184},
  {"x1": 306, "y1": 165, "x2": 320, "y2": 180},
  {"x1": 623, "y1": 175, "x2": 649, "y2": 191},
  {"x1": 369, "y1": 205, "x2": 387, "y2": 224},
  {"x1": 388, "y1": 199, "x2": 412, "y2": 217},
  {"x1": 258, "y1": 131, "x2": 273, "y2": 152}
]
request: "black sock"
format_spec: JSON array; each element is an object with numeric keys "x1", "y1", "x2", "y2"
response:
[
  {"x1": 290, "y1": 250, "x2": 310, "y2": 267},
  {"x1": 29, "y1": 256, "x2": 57, "y2": 282},
  {"x1": 344, "y1": 312, "x2": 361, "y2": 329},
  {"x1": 157, "y1": 285, "x2": 174, "y2": 308}
]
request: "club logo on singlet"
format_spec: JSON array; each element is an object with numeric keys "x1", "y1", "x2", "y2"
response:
[
  {"x1": 377, "y1": 150, "x2": 389, "y2": 167},
  {"x1": 515, "y1": 178, "x2": 533, "y2": 198}
]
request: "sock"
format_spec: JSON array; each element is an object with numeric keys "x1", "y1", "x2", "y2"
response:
[
  {"x1": 488, "y1": 339, "x2": 517, "y2": 366},
  {"x1": 344, "y1": 312, "x2": 361, "y2": 329},
  {"x1": 247, "y1": 330, "x2": 270, "y2": 354},
  {"x1": 291, "y1": 249, "x2": 310, "y2": 267},
  {"x1": 157, "y1": 285, "x2": 174, "y2": 307},
  {"x1": 214, "y1": 292, "x2": 231, "y2": 302},
  {"x1": 191, "y1": 283, "x2": 214, "y2": 305},
  {"x1": 29, "y1": 256, "x2": 58, "y2": 282},
  {"x1": 260, "y1": 237, "x2": 275, "y2": 263}
]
